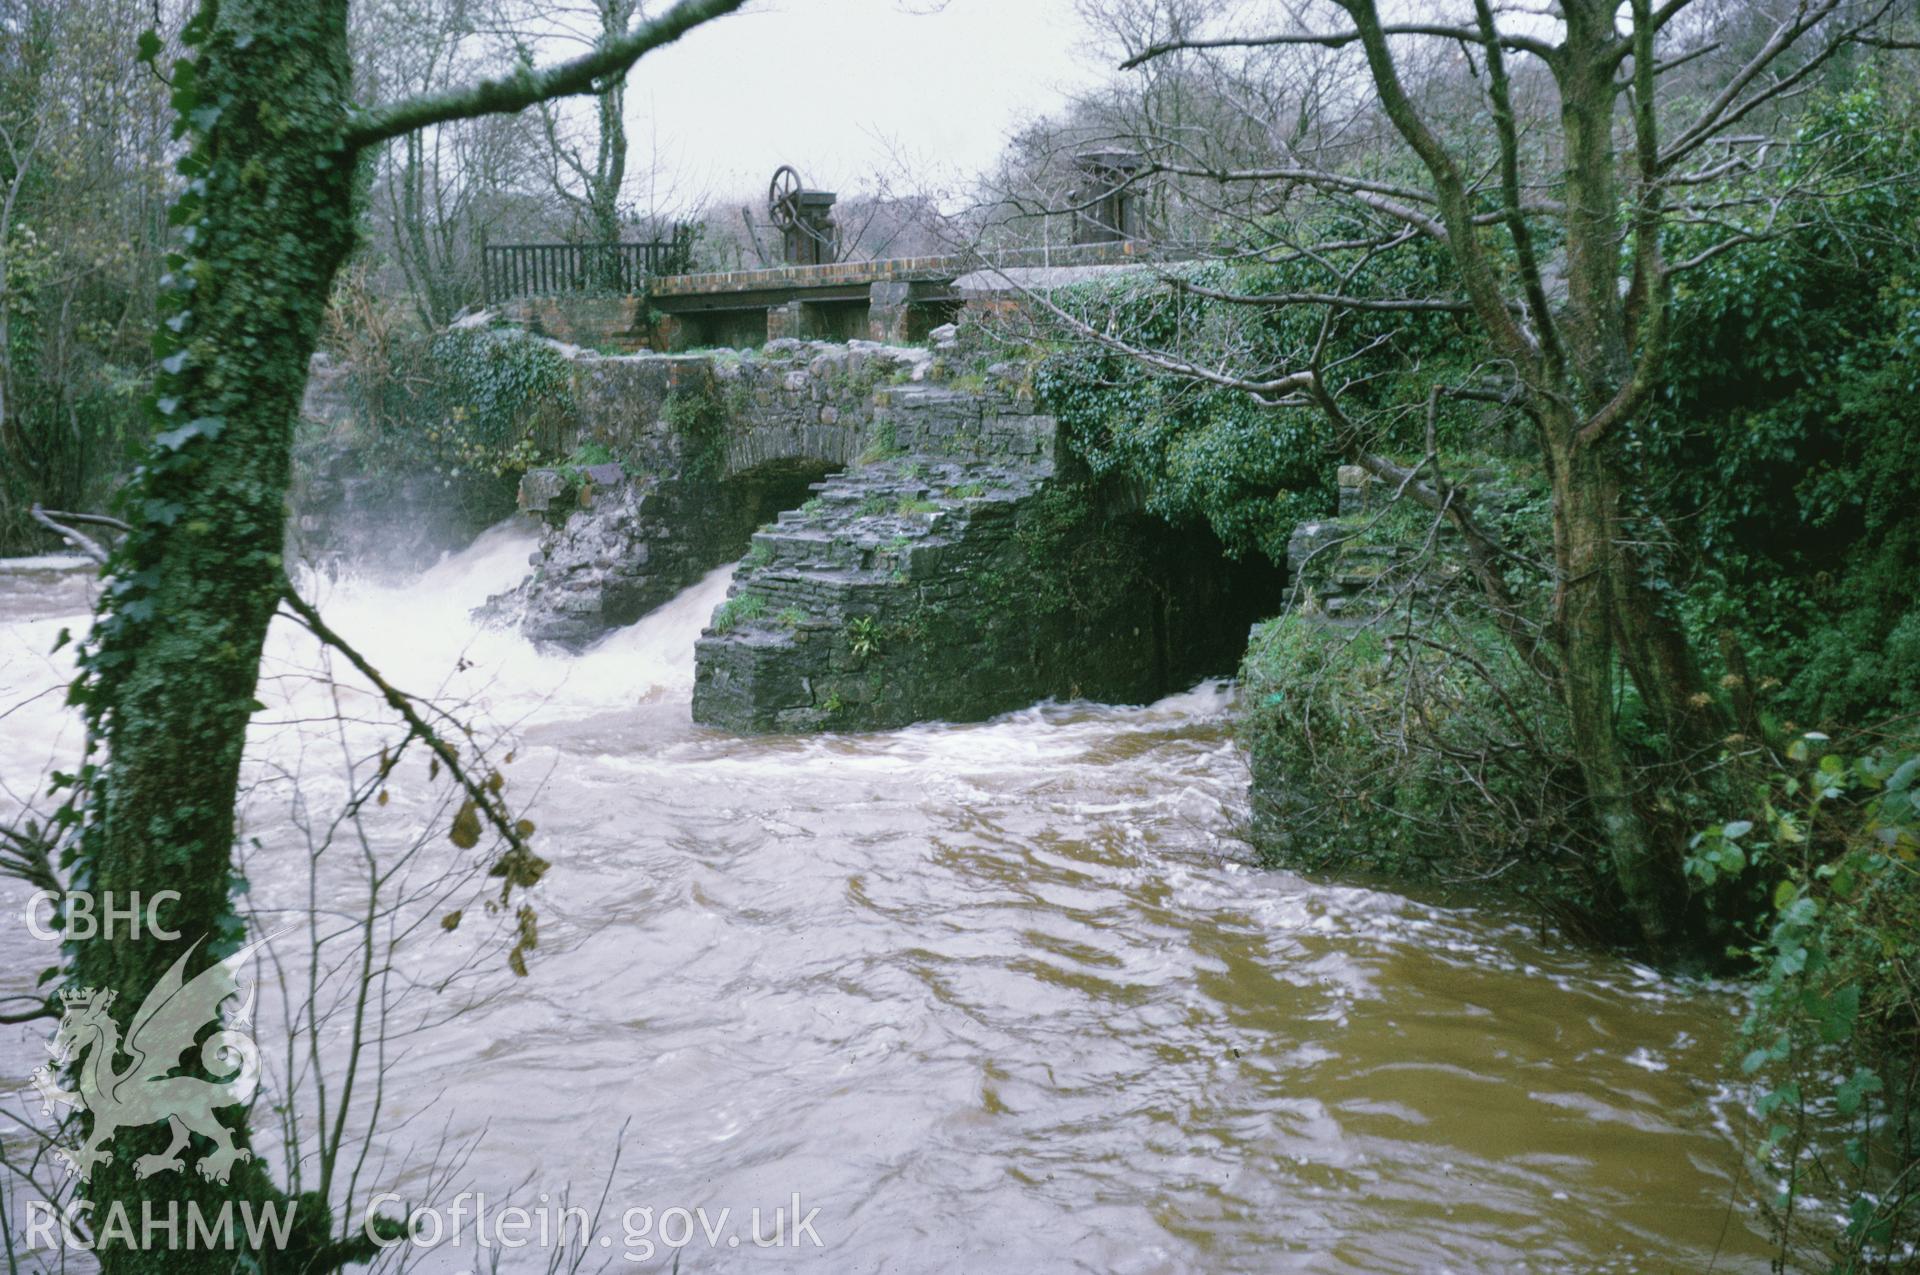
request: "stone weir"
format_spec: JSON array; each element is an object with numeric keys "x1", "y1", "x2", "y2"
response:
[{"x1": 490, "y1": 335, "x2": 1283, "y2": 732}]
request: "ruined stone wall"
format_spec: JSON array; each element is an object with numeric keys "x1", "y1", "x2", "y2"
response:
[
  {"x1": 689, "y1": 386, "x2": 1283, "y2": 733},
  {"x1": 430, "y1": 332, "x2": 1287, "y2": 730},
  {"x1": 496, "y1": 295, "x2": 650, "y2": 352},
  {"x1": 543, "y1": 338, "x2": 932, "y2": 482},
  {"x1": 486, "y1": 339, "x2": 935, "y2": 649}
]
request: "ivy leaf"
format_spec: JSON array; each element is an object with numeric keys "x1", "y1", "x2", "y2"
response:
[
  {"x1": 137, "y1": 29, "x2": 162, "y2": 62},
  {"x1": 154, "y1": 416, "x2": 224, "y2": 452}
]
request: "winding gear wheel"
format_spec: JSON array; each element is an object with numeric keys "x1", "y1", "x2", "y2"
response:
[
  {"x1": 767, "y1": 164, "x2": 834, "y2": 264},
  {"x1": 767, "y1": 165, "x2": 805, "y2": 235}
]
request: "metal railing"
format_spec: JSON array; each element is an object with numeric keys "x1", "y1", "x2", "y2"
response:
[{"x1": 480, "y1": 240, "x2": 678, "y2": 303}]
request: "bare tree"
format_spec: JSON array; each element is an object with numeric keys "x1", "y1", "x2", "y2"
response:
[
  {"x1": 486, "y1": 0, "x2": 652, "y2": 284},
  {"x1": 991, "y1": 0, "x2": 1907, "y2": 947},
  {"x1": 356, "y1": 0, "x2": 546, "y2": 325}
]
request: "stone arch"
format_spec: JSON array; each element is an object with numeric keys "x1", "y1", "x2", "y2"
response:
[{"x1": 720, "y1": 426, "x2": 863, "y2": 482}]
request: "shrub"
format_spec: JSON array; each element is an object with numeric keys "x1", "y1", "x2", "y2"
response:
[
  {"x1": 661, "y1": 376, "x2": 728, "y2": 480},
  {"x1": 1693, "y1": 733, "x2": 1920, "y2": 1268},
  {"x1": 1239, "y1": 607, "x2": 1597, "y2": 921},
  {"x1": 336, "y1": 323, "x2": 575, "y2": 480}
]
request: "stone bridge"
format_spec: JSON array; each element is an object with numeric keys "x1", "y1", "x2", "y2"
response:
[
  {"x1": 497, "y1": 241, "x2": 1168, "y2": 353},
  {"x1": 487, "y1": 333, "x2": 1283, "y2": 732}
]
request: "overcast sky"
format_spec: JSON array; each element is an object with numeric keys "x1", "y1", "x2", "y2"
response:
[{"x1": 612, "y1": 0, "x2": 1107, "y2": 209}]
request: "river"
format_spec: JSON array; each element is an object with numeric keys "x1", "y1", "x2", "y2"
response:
[{"x1": 0, "y1": 522, "x2": 1778, "y2": 1272}]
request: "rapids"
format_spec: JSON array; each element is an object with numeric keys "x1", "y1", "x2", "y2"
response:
[{"x1": 0, "y1": 521, "x2": 1775, "y2": 1272}]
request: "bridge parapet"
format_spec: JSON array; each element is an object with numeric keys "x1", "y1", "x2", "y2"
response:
[{"x1": 649, "y1": 241, "x2": 1168, "y2": 348}]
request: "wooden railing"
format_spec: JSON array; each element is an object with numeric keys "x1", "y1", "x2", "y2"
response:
[{"x1": 480, "y1": 240, "x2": 677, "y2": 303}]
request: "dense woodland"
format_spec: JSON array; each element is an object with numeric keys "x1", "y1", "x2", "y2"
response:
[{"x1": 2, "y1": 0, "x2": 1919, "y2": 1268}]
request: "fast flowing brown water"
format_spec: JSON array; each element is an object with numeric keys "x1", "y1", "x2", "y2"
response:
[{"x1": 0, "y1": 526, "x2": 1779, "y2": 1272}]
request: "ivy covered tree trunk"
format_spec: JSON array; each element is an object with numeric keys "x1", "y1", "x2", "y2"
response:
[
  {"x1": 1547, "y1": 432, "x2": 1678, "y2": 948},
  {"x1": 59, "y1": 0, "x2": 745, "y2": 1267},
  {"x1": 70, "y1": 2, "x2": 362, "y2": 1270}
]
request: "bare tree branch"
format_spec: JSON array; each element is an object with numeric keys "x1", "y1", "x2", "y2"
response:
[
  {"x1": 1119, "y1": 23, "x2": 1558, "y2": 70},
  {"x1": 345, "y1": 0, "x2": 748, "y2": 151}
]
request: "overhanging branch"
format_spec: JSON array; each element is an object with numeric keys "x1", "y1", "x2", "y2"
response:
[
  {"x1": 345, "y1": 0, "x2": 748, "y2": 152},
  {"x1": 1120, "y1": 23, "x2": 1557, "y2": 70}
]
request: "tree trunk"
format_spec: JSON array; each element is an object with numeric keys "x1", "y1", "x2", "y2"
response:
[
  {"x1": 1609, "y1": 530, "x2": 1725, "y2": 762},
  {"x1": 1549, "y1": 434, "x2": 1680, "y2": 949},
  {"x1": 588, "y1": 13, "x2": 629, "y2": 291},
  {"x1": 53, "y1": 0, "x2": 748, "y2": 1261},
  {"x1": 71, "y1": 2, "x2": 365, "y2": 1269}
]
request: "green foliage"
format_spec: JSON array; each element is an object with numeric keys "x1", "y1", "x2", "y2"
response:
[
  {"x1": 894, "y1": 496, "x2": 938, "y2": 516},
  {"x1": 1690, "y1": 734, "x2": 1920, "y2": 1266},
  {"x1": 846, "y1": 614, "x2": 881, "y2": 662},
  {"x1": 710, "y1": 592, "x2": 766, "y2": 634},
  {"x1": 662, "y1": 375, "x2": 727, "y2": 480},
  {"x1": 1637, "y1": 81, "x2": 1920, "y2": 726},
  {"x1": 340, "y1": 325, "x2": 575, "y2": 480},
  {"x1": 0, "y1": 4, "x2": 173, "y2": 552},
  {"x1": 857, "y1": 418, "x2": 901, "y2": 464},
  {"x1": 774, "y1": 605, "x2": 807, "y2": 629},
  {"x1": 1036, "y1": 346, "x2": 1330, "y2": 566},
  {"x1": 1239, "y1": 608, "x2": 1593, "y2": 916},
  {"x1": 984, "y1": 481, "x2": 1141, "y2": 622},
  {"x1": 552, "y1": 441, "x2": 617, "y2": 499},
  {"x1": 1030, "y1": 241, "x2": 1481, "y2": 567}
]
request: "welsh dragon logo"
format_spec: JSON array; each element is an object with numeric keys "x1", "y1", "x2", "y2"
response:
[{"x1": 29, "y1": 936, "x2": 267, "y2": 1184}]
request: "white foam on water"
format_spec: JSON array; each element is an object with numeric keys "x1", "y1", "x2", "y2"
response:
[{"x1": 277, "y1": 519, "x2": 733, "y2": 725}]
